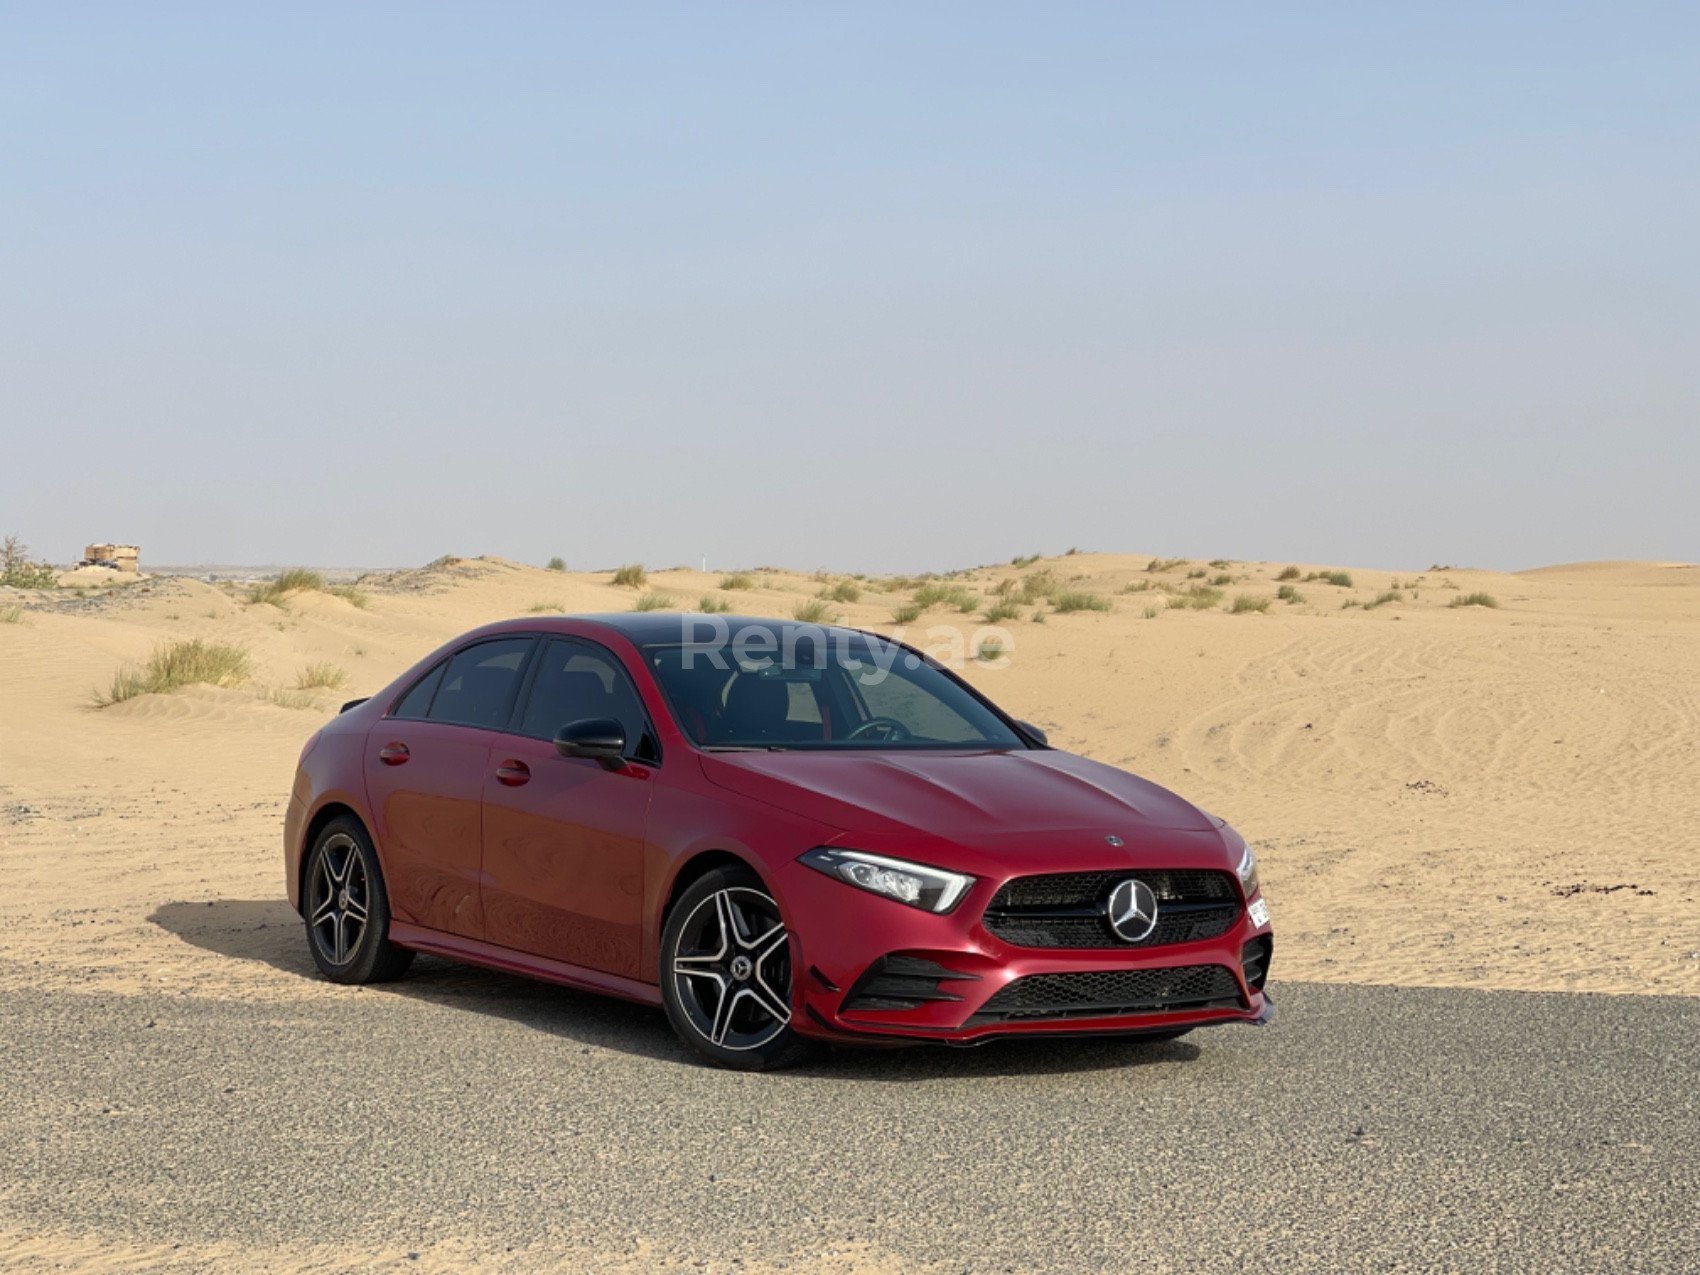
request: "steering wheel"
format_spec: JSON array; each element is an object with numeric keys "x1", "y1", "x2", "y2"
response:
[{"x1": 847, "y1": 716, "x2": 912, "y2": 742}]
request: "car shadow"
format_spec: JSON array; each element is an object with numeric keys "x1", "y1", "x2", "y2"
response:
[{"x1": 150, "y1": 898, "x2": 1206, "y2": 1079}]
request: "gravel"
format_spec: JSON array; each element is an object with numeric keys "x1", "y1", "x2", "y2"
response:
[{"x1": 3, "y1": 974, "x2": 1697, "y2": 1272}]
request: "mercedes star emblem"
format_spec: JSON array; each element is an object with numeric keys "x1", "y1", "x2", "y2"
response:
[{"x1": 1107, "y1": 878, "x2": 1159, "y2": 942}]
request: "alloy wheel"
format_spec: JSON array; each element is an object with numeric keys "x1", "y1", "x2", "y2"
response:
[
  {"x1": 308, "y1": 832, "x2": 370, "y2": 966},
  {"x1": 671, "y1": 887, "x2": 792, "y2": 1051}
]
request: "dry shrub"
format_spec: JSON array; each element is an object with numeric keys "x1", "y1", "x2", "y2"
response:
[{"x1": 96, "y1": 639, "x2": 251, "y2": 706}]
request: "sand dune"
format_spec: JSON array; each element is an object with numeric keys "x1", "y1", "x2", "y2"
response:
[{"x1": 3, "y1": 552, "x2": 1697, "y2": 1007}]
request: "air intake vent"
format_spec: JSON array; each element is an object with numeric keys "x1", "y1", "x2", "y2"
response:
[
  {"x1": 1240, "y1": 935, "x2": 1274, "y2": 991},
  {"x1": 968, "y1": 964, "x2": 1243, "y2": 1025},
  {"x1": 840, "y1": 955, "x2": 980, "y2": 1013}
]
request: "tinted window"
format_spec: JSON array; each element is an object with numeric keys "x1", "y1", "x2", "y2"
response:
[
  {"x1": 391, "y1": 661, "x2": 446, "y2": 719},
  {"x1": 427, "y1": 638, "x2": 535, "y2": 729},
  {"x1": 519, "y1": 638, "x2": 651, "y2": 755},
  {"x1": 643, "y1": 630, "x2": 1023, "y2": 750}
]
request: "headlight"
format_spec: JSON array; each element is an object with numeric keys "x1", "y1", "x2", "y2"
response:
[
  {"x1": 1236, "y1": 844, "x2": 1260, "y2": 898},
  {"x1": 798, "y1": 847, "x2": 974, "y2": 914}
]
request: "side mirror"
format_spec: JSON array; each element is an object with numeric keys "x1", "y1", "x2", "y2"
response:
[
  {"x1": 554, "y1": 717, "x2": 627, "y2": 768},
  {"x1": 1016, "y1": 719, "x2": 1048, "y2": 746}
]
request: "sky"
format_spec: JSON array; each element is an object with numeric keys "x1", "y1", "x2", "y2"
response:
[{"x1": 1, "y1": 3, "x2": 1695, "y2": 574}]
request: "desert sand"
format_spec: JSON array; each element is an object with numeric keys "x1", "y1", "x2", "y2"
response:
[
  {"x1": 3, "y1": 552, "x2": 1698, "y2": 1006},
  {"x1": 3, "y1": 552, "x2": 1699, "y2": 1270}
]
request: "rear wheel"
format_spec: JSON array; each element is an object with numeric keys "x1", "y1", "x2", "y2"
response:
[
  {"x1": 303, "y1": 817, "x2": 414, "y2": 984},
  {"x1": 660, "y1": 866, "x2": 812, "y2": 1070}
]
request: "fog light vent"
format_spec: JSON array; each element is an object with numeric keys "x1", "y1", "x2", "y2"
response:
[
  {"x1": 1240, "y1": 935, "x2": 1274, "y2": 991},
  {"x1": 841, "y1": 955, "x2": 979, "y2": 1012}
]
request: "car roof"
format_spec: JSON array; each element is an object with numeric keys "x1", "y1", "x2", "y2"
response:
[
  {"x1": 463, "y1": 613, "x2": 881, "y2": 645},
  {"x1": 565, "y1": 612, "x2": 874, "y2": 643}
]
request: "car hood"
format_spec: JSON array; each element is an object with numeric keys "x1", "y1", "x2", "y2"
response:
[{"x1": 698, "y1": 748, "x2": 1215, "y2": 841}]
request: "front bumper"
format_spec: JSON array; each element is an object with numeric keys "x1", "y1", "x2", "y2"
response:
[{"x1": 778, "y1": 857, "x2": 1274, "y2": 1045}]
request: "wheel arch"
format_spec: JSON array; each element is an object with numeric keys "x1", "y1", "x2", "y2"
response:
[
  {"x1": 659, "y1": 849, "x2": 766, "y2": 933},
  {"x1": 296, "y1": 802, "x2": 367, "y2": 915}
]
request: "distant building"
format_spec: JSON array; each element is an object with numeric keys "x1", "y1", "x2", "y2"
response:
[{"x1": 83, "y1": 543, "x2": 140, "y2": 573}]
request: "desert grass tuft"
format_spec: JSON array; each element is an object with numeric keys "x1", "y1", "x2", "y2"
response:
[
  {"x1": 0, "y1": 605, "x2": 23, "y2": 623},
  {"x1": 1321, "y1": 570, "x2": 1354, "y2": 588},
  {"x1": 792, "y1": 598, "x2": 833, "y2": 623},
  {"x1": 1366, "y1": 590, "x2": 1403, "y2": 610},
  {"x1": 612, "y1": 563, "x2": 648, "y2": 588},
  {"x1": 1146, "y1": 558, "x2": 1185, "y2": 574},
  {"x1": 249, "y1": 567, "x2": 326, "y2": 606},
  {"x1": 297, "y1": 662, "x2": 349, "y2": 690},
  {"x1": 1230, "y1": 594, "x2": 1272, "y2": 614},
  {"x1": 974, "y1": 638, "x2": 1008, "y2": 662},
  {"x1": 819, "y1": 580, "x2": 862, "y2": 604},
  {"x1": 266, "y1": 687, "x2": 319, "y2": 710},
  {"x1": 719, "y1": 573, "x2": 754, "y2": 591},
  {"x1": 889, "y1": 602, "x2": 923, "y2": 624},
  {"x1": 95, "y1": 639, "x2": 251, "y2": 706},
  {"x1": 1173, "y1": 584, "x2": 1224, "y2": 610},
  {"x1": 1011, "y1": 553, "x2": 1042, "y2": 568},
  {"x1": 912, "y1": 582, "x2": 978, "y2": 613},
  {"x1": 1052, "y1": 589, "x2": 1112, "y2": 613},
  {"x1": 546, "y1": 556, "x2": 566, "y2": 572},
  {"x1": 1210, "y1": 573, "x2": 1233, "y2": 586},
  {"x1": 1276, "y1": 585, "x2": 1305, "y2": 603},
  {"x1": 1450, "y1": 592, "x2": 1499, "y2": 609},
  {"x1": 1209, "y1": 559, "x2": 1233, "y2": 569},
  {"x1": 697, "y1": 595, "x2": 733, "y2": 614},
  {"x1": 1187, "y1": 568, "x2": 1207, "y2": 579},
  {"x1": 527, "y1": 601, "x2": 564, "y2": 613},
  {"x1": 982, "y1": 600, "x2": 1023, "y2": 624},
  {"x1": 1016, "y1": 571, "x2": 1061, "y2": 605},
  {"x1": 1120, "y1": 580, "x2": 1153, "y2": 594},
  {"x1": 1276, "y1": 565, "x2": 1301, "y2": 581},
  {"x1": 634, "y1": 591, "x2": 673, "y2": 611},
  {"x1": 328, "y1": 585, "x2": 369, "y2": 609}
]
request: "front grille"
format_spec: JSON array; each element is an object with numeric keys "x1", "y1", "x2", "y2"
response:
[
  {"x1": 968, "y1": 964, "x2": 1244, "y2": 1026},
  {"x1": 840, "y1": 955, "x2": 981, "y2": 1013},
  {"x1": 983, "y1": 869, "x2": 1241, "y2": 949}
]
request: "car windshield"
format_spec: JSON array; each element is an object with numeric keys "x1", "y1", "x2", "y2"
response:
[{"x1": 641, "y1": 627, "x2": 1026, "y2": 751}]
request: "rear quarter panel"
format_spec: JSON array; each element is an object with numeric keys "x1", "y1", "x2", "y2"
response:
[{"x1": 284, "y1": 714, "x2": 377, "y2": 914}]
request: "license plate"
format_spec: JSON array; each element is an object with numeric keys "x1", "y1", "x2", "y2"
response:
[{"x1": 1248, "y1": 898, "x2": 1270, "y2": 927}]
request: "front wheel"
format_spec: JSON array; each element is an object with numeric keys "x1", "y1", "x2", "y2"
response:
[
  {"x1": 303, "y1": 817, "x2": 415, "y2": 984},
  {"x1": 660, "y1": 866, "x2": 813, "y2": 1071}
]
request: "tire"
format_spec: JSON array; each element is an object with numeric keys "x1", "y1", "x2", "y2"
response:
[
  {"x1": 660, "y1": 865, "x2": 813, "y2": 1071},
  {"x1": 302, "y1": 816, "x2": 415, "y2": 985}
]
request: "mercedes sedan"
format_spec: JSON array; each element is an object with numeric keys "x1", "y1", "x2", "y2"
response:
[{"x1": 284, "y1": 613, "x2": 1273, "y2": 1069}]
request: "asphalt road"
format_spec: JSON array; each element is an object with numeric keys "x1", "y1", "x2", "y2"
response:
[{"x1": 3, "y1": 961, "x2": 1698, "y2": 1273}]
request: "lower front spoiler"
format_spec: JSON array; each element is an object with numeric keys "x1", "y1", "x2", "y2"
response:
[{"x1": 802, "y1": 990, "x2": 1272, "y2": 1048}]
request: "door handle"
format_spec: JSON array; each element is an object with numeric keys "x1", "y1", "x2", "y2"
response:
[
  {"x1": 378, "y1": 742, "x2": 410, "y2": 766},
  {"x1": 495, "y1": 759, "x2": 531, "y2": 787}
]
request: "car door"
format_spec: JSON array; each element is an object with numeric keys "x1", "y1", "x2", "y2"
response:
[
  {"x1": 364, "y1": 636, "x2": 537, "y2": 939},
  {"x1": 480, "y1": 636, "x2": 658, "y2": 978}
]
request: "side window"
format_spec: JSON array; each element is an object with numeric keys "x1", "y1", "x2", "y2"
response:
[
  {"x1": 426, "y1": 638, "x2": 536, "y2": 729},
  {"x1": 520, "y1": 638, "x2": 653, "y2": 757},
  {"x1": 390, "y1": 660, "x2": 446, "y2": 719}
]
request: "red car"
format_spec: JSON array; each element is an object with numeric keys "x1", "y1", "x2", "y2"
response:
[{"x1": 285, "y1": 614, "x2": 1273, "y2": 1069}]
